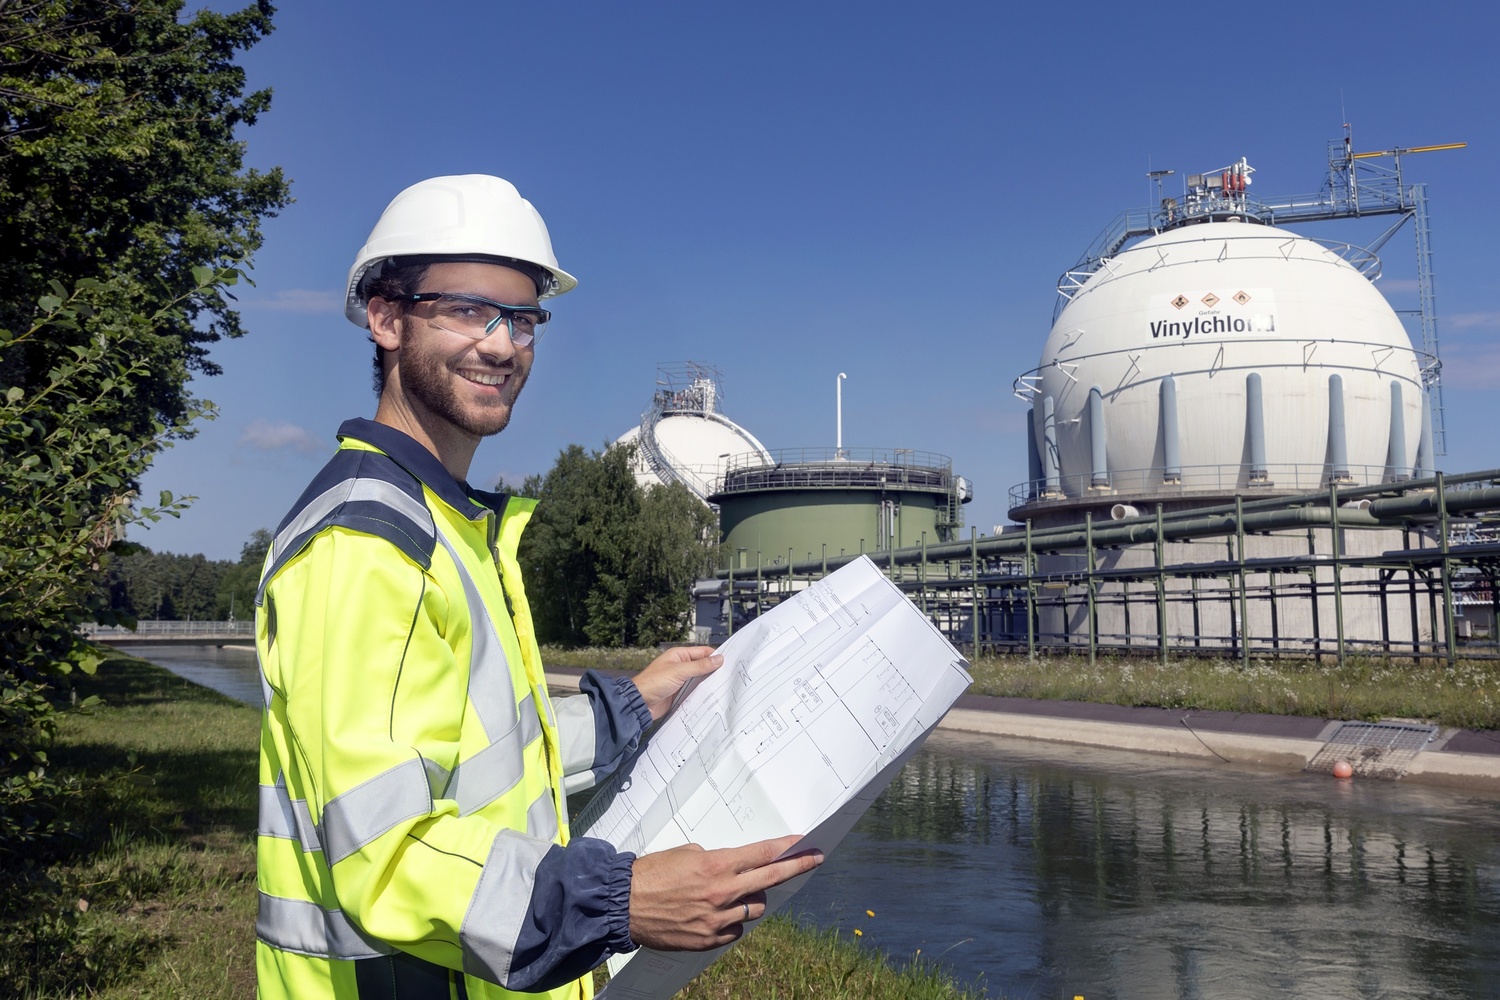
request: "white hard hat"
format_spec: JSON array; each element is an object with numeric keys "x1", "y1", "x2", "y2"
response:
[{"x1": 345, "y1": 174, "x2": 578, "y2": 328}]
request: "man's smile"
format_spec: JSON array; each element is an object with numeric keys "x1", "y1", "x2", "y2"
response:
[{"x1": 460, "y1": 368, "x2": 510, "y2": 388}]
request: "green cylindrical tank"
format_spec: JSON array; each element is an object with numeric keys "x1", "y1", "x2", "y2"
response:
[{"x1": 707, "y1": 448, "x2": 965, "y2": 569}]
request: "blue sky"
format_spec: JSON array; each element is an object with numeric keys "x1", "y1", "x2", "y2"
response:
[{"x1": 139, "y1": 0, "x2": 1500, "y2": 560}]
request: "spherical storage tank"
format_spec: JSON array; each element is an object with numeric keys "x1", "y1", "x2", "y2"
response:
[
  {"x1": 1012, "y1": 216, "x2": 1434, "y2": 523},
  {"x1": 615, "y1": 363, "x2": 773, "y2": 502}
]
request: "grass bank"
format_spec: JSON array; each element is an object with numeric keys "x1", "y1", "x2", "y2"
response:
[
  {"x1": 965, "y1": 653, "x2": 1500, "y2": 731},
  {"x1": 2, "y1": 654, "x2": 258, "y2": 999},
  {"x1": 3, "y1": 654, "x2": 980, "y2": 999},
  {"x1": 669, "y1": 915, "x2": 982, "y2": 999},
  {"x1": 541, "y1": 645, "x2": 1500, "y2": 731}
]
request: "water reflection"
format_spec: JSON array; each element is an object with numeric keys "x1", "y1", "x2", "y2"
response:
[
  {"x1": 125, "y1": 644, "x2": 262, "y2": 706},
  {"x1": 796, "y1": 730, "x2": 1500, "y2": 1000}
]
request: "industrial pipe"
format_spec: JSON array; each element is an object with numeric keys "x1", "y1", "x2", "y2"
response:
[
  {"x1": 1042, "y1": 395, "x2": 1061, "y2": 494},
  {"x1": 1367, "y1": 486, "x2": 1500, "y2": 519},
  {"x1": 1160, "y1": 376, "x2": 1181, "y2": 483},
  {"x1": 835, "y1": 372, "x2": 847, "y2": 458},
  {"x1": 715, "y1": 471, "x2": 1500, "y2": 582},
  {"x1": 1246, "y1": 372, "x2": 1267, "y2": 481},
  {"x1": 1026, "y1": 409, "x2": 1042, "y2": 499},
  {"x1": 1089, "y1": 387, "x2": 1108, "y2": 488},
  {"x1": 1385, "y1": 381, "x2": 1408, "y2": 481},
  {"x1": 728, "y1": 501, "x2": 1384, "y2": 580},
  {"x1": 1416, "y1": 389, "x2": 1436, "y2": 477},
  {"x1": 1327, "y1": 373, "x2": 1350, "y2": 480},
  {"x1": 1110, "y1": 504, "x2": 1140, "y2": 520}
]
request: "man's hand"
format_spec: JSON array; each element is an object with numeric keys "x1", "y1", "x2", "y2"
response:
[
  {"x1": 628, "y1": 835, "x2": 824, "y2": 951},
  {"x1": 632, "y1": 645, "x2": 723, "y2": 721}
]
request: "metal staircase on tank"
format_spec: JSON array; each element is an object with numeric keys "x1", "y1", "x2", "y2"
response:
[{"x1": 637, "y1": 393, "x2": 692, "y2": 493}]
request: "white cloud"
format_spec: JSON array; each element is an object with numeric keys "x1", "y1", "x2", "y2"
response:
[
  {"x1": 1445, "y1": 311, "x2": 1500, "y2": 332},
  {"x1": 239, "y1": 419, "x2": 325, "y2": 454},
  {"x1": 242, "y1": 288, "x2": 344, "y2": 314},
  {"x1": 1437, "y1": 343, "x2": 1500, "y2": 390}
]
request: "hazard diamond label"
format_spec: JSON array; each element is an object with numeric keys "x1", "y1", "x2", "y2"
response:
[
  {"x1": 1171, "y1": 294, "x2": 1189, "y2": 309},
  {"x1": 1201, "y1": 292, "x2": 1220, "y2": 307},
  {"x1": 1233, "y1": 290, "x2": 1251, "y2": 305}
]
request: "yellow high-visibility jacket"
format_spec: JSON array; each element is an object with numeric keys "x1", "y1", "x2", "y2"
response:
[{"x1": 255, "y1": 419, "x2": 650, "y2": 999}]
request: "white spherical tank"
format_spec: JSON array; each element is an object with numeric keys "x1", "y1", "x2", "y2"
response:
[
  {"x1": 615, "y1": 363, "x2": 772, "y2": 503},
  {"x1": 1014, "y1": 220, "x2": 1432, "y2": 515}
]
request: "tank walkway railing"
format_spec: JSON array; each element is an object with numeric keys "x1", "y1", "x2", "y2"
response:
[
  {"x1": 1011, "y1": 336, "x2": 1432, "y2": 404},
  {"x1": 1054, "y1": 215, "x2": 1396, "y2": 323},
  {"x1": 708, "y1": 469, "x2": 1500, "y2": 667},
  {"x1": 1008, "y1": 463, "x2": 1413, "y2": 511},
  {"x1": 712, "y1": 447, "x2": 954, "y2": 496},
  {"x1": 1059, "y1": 169, "x2": 1411, "y2": 288}
]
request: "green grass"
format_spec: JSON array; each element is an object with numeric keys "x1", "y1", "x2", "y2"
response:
[
  {"x1": 543, "y1": 644, "x2": 1500, "y2": 731},
  {"x1": 539, "y1": 645, "x2": 659, "y2": 671},
  {"x1": 1, "y1": 653, "x2": 258, "y2": 999},
  {"x1": 4, "y1": 653, "x2": 983, "y2": 999},
  {"x1": 669, "y1": 914, "x2": 984, "y2": 999}
]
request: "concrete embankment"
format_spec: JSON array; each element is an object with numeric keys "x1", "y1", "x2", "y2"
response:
[{"x1": 545, "y1": 669, "x2": 1500, "y2": 794}]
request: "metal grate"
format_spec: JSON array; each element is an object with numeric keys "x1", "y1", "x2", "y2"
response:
[{"x1": 1305, "y1": 721, "x2": 1439, "y2": 779}]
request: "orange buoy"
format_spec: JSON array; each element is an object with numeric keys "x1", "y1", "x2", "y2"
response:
[{"x1": 1332, "y1": 760, "x2": 1353, "y2": 779}]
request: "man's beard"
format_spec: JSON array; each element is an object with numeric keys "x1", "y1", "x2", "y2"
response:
[{"x1": 398, "y1": 333, "x2": 530, "y2": 439}]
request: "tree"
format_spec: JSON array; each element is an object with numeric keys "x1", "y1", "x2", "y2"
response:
[
  {"x1": 0, "y1": 0, "x2": 291, "y2": 451},
  {"x1": 519, "y1": 444, "x2": 641, "y2": 646},
  {"x1": 105, "y1": 547, "x2": 235, "y2": 620},
  {"x1": 214, "y1": 527, "x2": 271, "y2": 620},
  {"x1": 630, "y1": 482, "x2": 720, "y2": 644},
  {"x1": 517, "y1": 444, "x2": 722, "y2": 648},
  {"x1": 0, "y1": 0, "x2": 285, "y2": 869}
]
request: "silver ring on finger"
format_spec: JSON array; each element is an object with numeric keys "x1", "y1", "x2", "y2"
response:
[{"x1": 743, "y1": 901, "x2": 750, "y2": 921}]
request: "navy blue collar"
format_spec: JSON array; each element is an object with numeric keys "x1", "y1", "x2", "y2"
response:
[{"x1": 336, "y1": 418, "x2": 508, "y2": 520}]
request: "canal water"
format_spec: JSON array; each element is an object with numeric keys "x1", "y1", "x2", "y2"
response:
[
  {"x1": 128, "y1": 644, "x2": 264, "y2": 706},
  {"x1": 136, "y1": 647, "x2": 1500, "y2": 999}
]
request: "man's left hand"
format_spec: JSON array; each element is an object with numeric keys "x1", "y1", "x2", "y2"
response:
[{"x1": 633, "y1": 646, "x2": 722, "y2": 721}]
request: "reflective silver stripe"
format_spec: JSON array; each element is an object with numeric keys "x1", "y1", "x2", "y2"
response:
[
  {"x1": 525, "y1": 789, "x2": 559, "y2": 843},
  {"x1": 459, "y1": 830, "x2": 552, "y2": 986},
  {"x1": 320, "y1": 758, "x2": 432, "y2": 866},
  {"x1": 258, "y1": 777, "x2": 322, "y2": 852},
  {"x1": 561, "y1": 767, "x2": 595, "y2": 798},
  {"x1": 267, "y1": 478, "x2": 432, "y2": 586},
  {"x1": 553, "y1": 693, "x2": 597, "y2": 776},
  {"x1": 294, "y1": 799, "x2": 320, "y2": 851},
  {"x1": 445, "y1": 703, "x2": 541, "y2": 816},
  {"x1": 257, "y1": 645, "x2": 276, "y2": 708},
  {"x1": 259, "y1": 782, "x2": 295, "y2": 839},
  {"x1": 422, "y1": 755, "x2": 451, "y2": 799},
  {"x1": 257, "y1": 892, "x2": 393, "y2": 961},
  {"x1": 434, "y1": 532, "x2": 517, "y2": 742}
]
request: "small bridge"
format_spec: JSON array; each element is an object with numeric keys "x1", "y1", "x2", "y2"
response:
[{"x1": 84, "y1": 620, "x2": 255, "y2": 647}]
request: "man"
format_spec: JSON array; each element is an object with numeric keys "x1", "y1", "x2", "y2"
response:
[{"x1": 254, "y1": 175, "x2": 821, "y2": 999}]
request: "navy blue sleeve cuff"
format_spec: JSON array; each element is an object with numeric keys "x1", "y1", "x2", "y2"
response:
[
  {"x1": 579, "y1": 670, "x2": 654, "y2": 771},
  {"x1": 507, "y1": 837, "x2": 638, "y2": 992}
]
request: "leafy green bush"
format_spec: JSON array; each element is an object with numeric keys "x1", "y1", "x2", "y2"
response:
[{"x1": 0, "y1": 280, "x2": 209, "y2": 862}]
